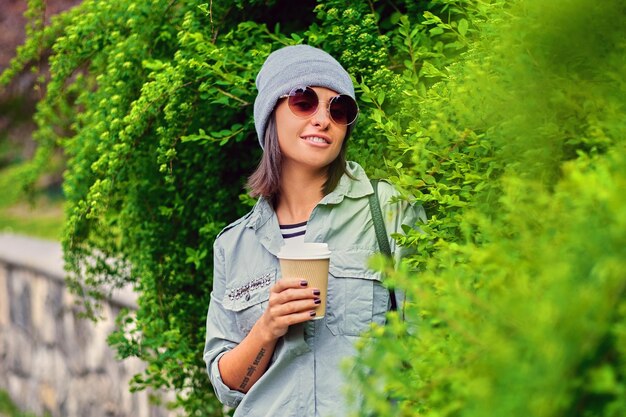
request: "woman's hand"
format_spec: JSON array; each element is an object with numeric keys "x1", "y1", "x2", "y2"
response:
[
  {"x1": 218, "y1": 279, "x2": 320, "y2": 393},
  {"x1": 257, "y1": 279, "x2": 321, "y2": 340}
]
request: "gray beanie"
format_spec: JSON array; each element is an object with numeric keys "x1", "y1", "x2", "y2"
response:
[{"x1": 253, "y1": 44, "x2": 356, "y2": 149}]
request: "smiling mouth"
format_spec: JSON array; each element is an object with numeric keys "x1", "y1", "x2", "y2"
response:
[{"x1": 302, "y1": 136, "x2": 330, "y2": 144}]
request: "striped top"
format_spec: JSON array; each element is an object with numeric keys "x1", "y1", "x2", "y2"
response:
[{"x1": 279, "y1": 221, "x2": 307, "y2": 244}]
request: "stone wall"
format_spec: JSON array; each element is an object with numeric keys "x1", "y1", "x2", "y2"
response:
[{"x1": 0, "y1": 234, "x2": 176, "y2": 417}]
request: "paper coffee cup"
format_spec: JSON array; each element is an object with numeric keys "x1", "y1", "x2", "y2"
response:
[{"x1": 277, "y1": 243, "x2": 331, "y2": 320}]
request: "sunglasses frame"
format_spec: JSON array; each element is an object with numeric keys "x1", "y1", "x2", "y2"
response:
[{"x1": 279, "y1": 86, "x2": 359, "y2": 126}]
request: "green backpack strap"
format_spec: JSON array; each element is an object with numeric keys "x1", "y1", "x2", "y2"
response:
[{"x1": 368, "y1": 179, "x2": 398, "y2": 312}]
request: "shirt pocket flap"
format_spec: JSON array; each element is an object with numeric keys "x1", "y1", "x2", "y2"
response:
[
  {"x1": 329, "y1": 249, "x2": 382, "y2": 281},
  {"x1": 223, "y1": 269, "x2": 275, "y2": 312}
]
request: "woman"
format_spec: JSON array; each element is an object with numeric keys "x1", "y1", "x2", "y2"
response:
[{"x1": 204, "y1": 44, "x2": 425, "y2": 417}]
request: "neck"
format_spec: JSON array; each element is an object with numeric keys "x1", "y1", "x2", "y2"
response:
[{"x1": 275, "y1": 163, "x2": 327, "y2": 225}]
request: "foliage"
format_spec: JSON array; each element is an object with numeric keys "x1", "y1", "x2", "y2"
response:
[
  {"x1": 3, "y1": 0, "x2": 625, "y2": 416},
  {"x1": 348, "y1": 0, "x2": 626, "y2": 416}
]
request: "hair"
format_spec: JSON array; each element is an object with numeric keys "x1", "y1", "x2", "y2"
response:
[{"x1": 247, "y1": 112, "x2": 352, "y2": 205}]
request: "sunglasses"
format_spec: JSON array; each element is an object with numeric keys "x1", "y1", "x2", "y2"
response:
[{"x1": 279, "y1": 86, "x2": 359, "y2": 126}]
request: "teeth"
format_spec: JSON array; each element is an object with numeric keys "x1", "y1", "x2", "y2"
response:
[{"x1": 303, "y1": 136, "x2": 328, "y2": 144}]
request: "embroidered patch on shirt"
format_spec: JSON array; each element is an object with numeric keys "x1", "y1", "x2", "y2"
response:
[{"x1": 227, "y1": 271, "x2": 273, "y2": 301}]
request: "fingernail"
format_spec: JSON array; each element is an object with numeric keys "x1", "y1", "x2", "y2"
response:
[
  {"x1": 300, "y1": 280, "x2": 308, "y2": 286},
  {"x1": 309, "y1": 311, "x2": 316, "y2": 317},
  {"x1": 313, "y1": 289, "x2": 320, "y2": 296},
  {"x1": 314, "y1": 298, "x2": 321, "y2": 304}
]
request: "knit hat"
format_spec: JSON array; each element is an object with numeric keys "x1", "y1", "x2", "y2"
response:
[{"x1": 253, "y1": 44, "x2": 356, "y2": 149}]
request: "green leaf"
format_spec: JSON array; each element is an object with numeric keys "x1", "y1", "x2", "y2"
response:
[{"x1": 458, "y1": 19, "x2": 468, "y2": 36}]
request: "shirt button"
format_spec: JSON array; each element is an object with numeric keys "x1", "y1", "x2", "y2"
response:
[{"x1": 245, "y1": 293, "x2": 251, "y2": 301}]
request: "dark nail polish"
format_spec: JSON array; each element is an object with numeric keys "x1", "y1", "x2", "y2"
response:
[
  {"x1": 313, "y1": 289, "x2": 321, "y2": 296},
  {"x1": 300, "y1": 280, "x2": 308, "y2": 286},
  {"x1": 314, "y1": 298, "x2": 321, "y2": 304},
  {"x1": 309, "y1": 311, "x2": 316, "y2": 317}
]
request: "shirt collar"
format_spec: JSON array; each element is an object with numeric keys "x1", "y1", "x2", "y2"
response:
[
  {"x1": 245, "y1": 197, "x2": 274, "y2": 231},
  {"x1": 319, "y1": 161, "x2": 372, "y2": 205}
]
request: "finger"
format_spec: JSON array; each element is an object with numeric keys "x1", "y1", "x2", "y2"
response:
[
  {"x1": 283, "y1": 309, "x2": 318, "y2": 326},
  {"x1": 273, "y1": 298, "x2": 321, "y2": 316},
  {"x1": 271, "y1": 278, "x2": 309, "y2": 293},
  {"x1": 269, "y1": 287, "x2": 320, "y2": 307}
]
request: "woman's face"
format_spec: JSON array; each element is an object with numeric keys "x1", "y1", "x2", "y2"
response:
[{"x1": 275, "y1": 86, "x2": 348, "y2": 172}]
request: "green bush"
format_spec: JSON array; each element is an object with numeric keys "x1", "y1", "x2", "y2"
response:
[{"x1": 348, "y1": 1, "x2": 626, "y2": 416}]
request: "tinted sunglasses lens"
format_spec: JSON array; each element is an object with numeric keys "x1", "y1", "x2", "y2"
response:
[
  {"x1": 287, "y1": 87, "x2": 318, "y2": 117},
  {"x1": 330, "y1": 95, "x2": 358, "y2": 125}
]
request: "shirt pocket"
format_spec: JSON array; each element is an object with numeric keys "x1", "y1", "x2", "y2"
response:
[
  {"x1": 222, "y1": 268, "x2": 276, "y2": 335},
  {"x1": 325, "y1": 249, "x2": 389, "y2": 337}
]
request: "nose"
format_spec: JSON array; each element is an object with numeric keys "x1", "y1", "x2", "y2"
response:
[{"x1": 311, "y1": 102, "x2": 331, "y2": 128}]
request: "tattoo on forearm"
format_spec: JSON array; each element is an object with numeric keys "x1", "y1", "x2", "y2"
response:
[{"x1": 239, "y1": 348, "x2": 267, "y2": 390}]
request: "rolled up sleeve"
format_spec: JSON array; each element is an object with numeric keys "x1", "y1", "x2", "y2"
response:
[{"x1": 203, "y1": 243, "x2": 245, "y2": 408}]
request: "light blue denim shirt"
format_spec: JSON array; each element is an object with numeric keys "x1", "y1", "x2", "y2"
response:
[{"x1": 204, "y1": 161, "x2": 426, "y2": 417}]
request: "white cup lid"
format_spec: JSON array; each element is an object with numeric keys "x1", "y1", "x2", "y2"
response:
[{"x1": 277, "y1": 242, "x2": 331, "y2": 260}]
